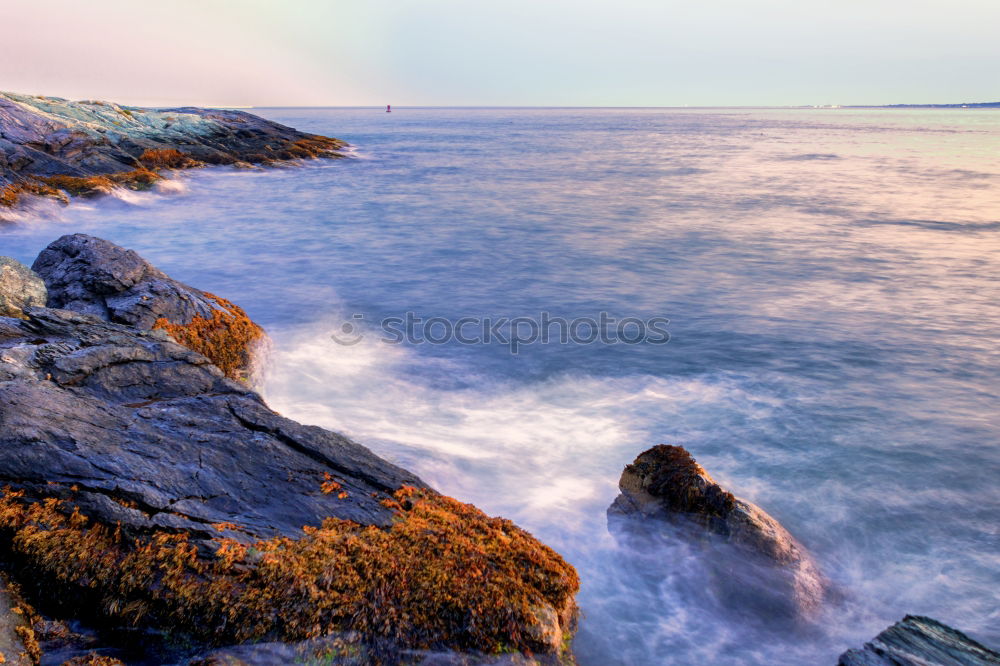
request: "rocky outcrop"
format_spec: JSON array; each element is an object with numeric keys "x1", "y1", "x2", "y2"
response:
[
  {"x1": 0, "y1": 284, "x2": 578, "y2": 657},
  {"x1": 0, "y1": 258, "x2": 46, "y2": 319},
  {"x1": 839, "y1": 615, "x2": 1000, "y2": 665},
  {"x1": 608, "y1": 444, "x2": 826, "y2": 619},
  {"x1": 0, "y1": 91, "x2": 346, "y2": 208},
  {"x1": 0, "y1": 306, "x2": 419, "y2": 539},
  {"x1": 33, "y1": 234, "x2": 264, "y2": 382}
]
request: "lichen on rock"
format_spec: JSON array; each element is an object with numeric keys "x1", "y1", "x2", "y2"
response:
[
  {"x1": 0, "y1": 91, "x2": 347, "y2": 209},
  {"x1": 0, "y1": 258, "x2": 47, "y2": 320}
]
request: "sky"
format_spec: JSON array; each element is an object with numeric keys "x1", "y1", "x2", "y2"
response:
[{"x1": 2, "y1": 0, "x2": 998, "y2": 107}]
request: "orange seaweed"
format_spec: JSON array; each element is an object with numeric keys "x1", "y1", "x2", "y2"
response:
[
  {"x1": 152, "y1": 292, "x2": 265, "y2": 382},
  {"x1": 0, "y1": 486, "x2": 578, "y2": 656}
]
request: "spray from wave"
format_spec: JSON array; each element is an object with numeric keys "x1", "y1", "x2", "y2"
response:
[{"x1": 258, "y1": 317, "x2": 886, "y2": 664}]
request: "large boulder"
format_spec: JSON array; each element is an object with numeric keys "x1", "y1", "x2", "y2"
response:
[
  {"x1": 608, "y1": 444, "x2": 826, "y2": 619},
  {"x1": 0, "y1": 257, "x2": 46, "y2": 319},
  {"x1": 32, "y1": 234, "x2": 264, "y2": 382},
  {"x1": 839, "y1": 615, "x2": 1000, "y2": 665},
  {"x1": 0, "y1": 307, "x2": 578, "y2": 659}
]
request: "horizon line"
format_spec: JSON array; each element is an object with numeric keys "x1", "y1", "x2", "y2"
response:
[{"x1": 236, "y1": 103, "x2": 1000, "y2": 110}]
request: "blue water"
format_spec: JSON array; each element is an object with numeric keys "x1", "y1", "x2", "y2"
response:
[{"x1": 3, "y1": 108, "x2": 999, "y2": 664}]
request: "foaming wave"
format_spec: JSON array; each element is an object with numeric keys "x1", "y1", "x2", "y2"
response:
[
  {"x1": 154, "y1": 177, "x2": 190, "y2": 195},
  {"x1": 260, "y1": 317, "x2": 773, "y2": 532},
  {"x1": 259, "y1": 321, "x2": 872, "y2": 664},
  {"x1": 0, "y1": 194, "x2": 75, "y2": 225}
]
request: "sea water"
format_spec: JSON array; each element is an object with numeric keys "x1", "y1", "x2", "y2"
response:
[{"x1": 2, "y1": 107, "x2": 998, "y2": 665}]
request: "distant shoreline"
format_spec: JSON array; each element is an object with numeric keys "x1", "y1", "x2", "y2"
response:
[{"x1": 845, "y1": 102, "x2": 1000, "y2": 109}]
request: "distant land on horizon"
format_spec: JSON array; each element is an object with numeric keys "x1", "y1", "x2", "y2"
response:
[{"x1": 847, "y1": 101, "x2": 1000, "y2": 109}]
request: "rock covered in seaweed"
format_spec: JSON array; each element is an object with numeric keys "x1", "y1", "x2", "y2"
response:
[
  {"x1": 0, "y1": 576, "x2": 39, "y2": 666},
  {"x1": 191, "y1": 634, "x2": 571, "y2": 665},
  {"x1": 839, "y1": 615, "x2": 1000, "y2": 665},
  {"x1": 0, "y1": 257, "x2": 46, "y2": 319},
  {"x1": 0, "y1": 297, "x2": 578, "y2": 656},
  {"x1": 608, "y1": 444, "x2": 826, "y2": 619},
  {"x1": 32, "y1": 233, "x2": 265, "y2": 382},
  {"x1": 0, "y1": 91, "x2": 347, "y2": 208}
]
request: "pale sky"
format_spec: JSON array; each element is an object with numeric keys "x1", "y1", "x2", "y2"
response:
[{"x1": 2, "y1": 0, "x2": 997, "y2": 107}]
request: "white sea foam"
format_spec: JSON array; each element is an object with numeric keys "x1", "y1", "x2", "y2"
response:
[
  {"x1": 261, "y1": 317, "x2": 776, "y2": 531},
  {"x1": 154, "y1": 177, "x2": 190, "y2": 195}
]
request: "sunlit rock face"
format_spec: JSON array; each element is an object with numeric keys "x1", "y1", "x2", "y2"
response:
[
  {"x1": 839, "y1": 615, "x2": 1000, "y2": 665},
  {"x1": 0, "y1": 91, "x2": 346, "y2": 207},
  {"x1": 0, "y1": 257, "x2": 46, "y2": 319},
  {"x1": 608, "y1": 444, "x2": 827, "y2": 621}
]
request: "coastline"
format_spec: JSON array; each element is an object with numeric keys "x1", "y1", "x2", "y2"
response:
[
  {"x1": 1, "y1": 98, "x2": 1000, "y2": 664},
  {"x1": 0, "y1": 92, "x2": 348, "y2": 214}
]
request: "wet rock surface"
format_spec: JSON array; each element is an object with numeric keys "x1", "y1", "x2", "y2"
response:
[
  {"x1": 0, "y1": 257, "x2": 46, "y2": 319},
  {"x1": 33, "y1": 234, "x2": 265, "y2": 381},
  {"x1": 0, "y1": 306, "x2": 420, "y2": 541},
  {"x1": 608, "y1": 444, "x2": 826, "y2": 620},
  {"x1": 839, "y1": 615, "x2": 1000, "y2": 665}
]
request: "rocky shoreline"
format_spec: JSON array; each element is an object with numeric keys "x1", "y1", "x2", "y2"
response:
[
  {"x1": 1, "y1": 239, "x2": 996, "y2": 665},
  {"x1": 0, "y1": 99, "x2": 995, "y2": 665},
  {"x1": 0, "y1": 237, "x2": 578, "y2": 665},
  {"x1": 0, "y1": 92, "x2": 346, "y2": 211}
]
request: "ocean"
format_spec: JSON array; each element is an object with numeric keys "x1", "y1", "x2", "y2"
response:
[{"x1": 3, "y1": 107, "x2": 998, "y2": 664}]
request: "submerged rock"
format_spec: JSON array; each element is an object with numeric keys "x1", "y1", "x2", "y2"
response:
[
  {"x1": 0, "y1": 91, "x2": 346, "y2": 208},
  {"x1": 608, "y1": 444, "x2": 826, "y2": 619},
  {"x1": 0, "y1": 257, "x2": 46, "y2": 319},
  {"x1": 0, "y1": 306, "x2": 577, "y2": 657},
  {"x1": 33, "y1": 234, "x2": 265, "y2": 382},
  {"x1": 839, "y1": 615, "x2": 1000, "y2": 665}
]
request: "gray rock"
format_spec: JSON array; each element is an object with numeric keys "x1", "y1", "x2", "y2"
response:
[
  {"x1": 0, "y1": 257, "x2": 46, "y2": 319},
  {"x1": 0, "y1": 306, "x2": 421, "y2": 543},
  {"x1": 608, "y1": 444, "x2": 826, "y2": 619},
  {"x1": 839, "y1": 615, "x2": 1000, "y2": 665},
  {"x1": 0, "y1": 306, "x2": 578, "y2": 659},
  {"x1": 34, "y1": 233, "x2": 232, "y2": 328},
  {"x1": 33, "y1": 233, "x2": 266, "y2": 381}
]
